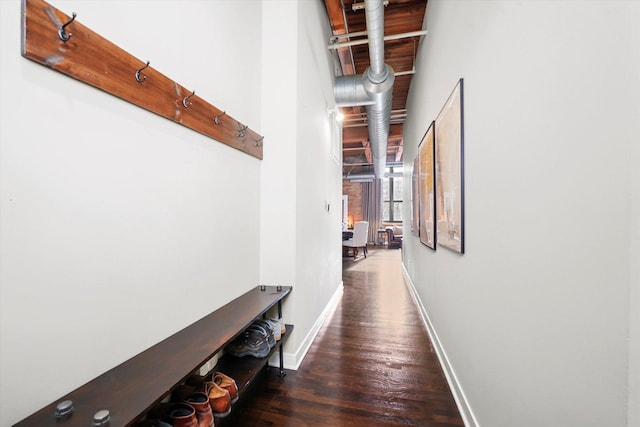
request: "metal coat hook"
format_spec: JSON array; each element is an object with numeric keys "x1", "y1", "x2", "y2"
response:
[
  {"x1": 255, "y1": 136, "x2": 264, "y2": 147},
  {"x1": 237, "y1": 123, "x2": 248, "y2": 138},
  {"x1": 58, "y1": 12, "x2": 77, "y2": 42},
  {"x1": 135, "y1": 61, "x2": 150, "y2": 83},
  {"x1": 214, "y1": 111, "x2": 226, "y2": 125},
  {"x1": 182, "y1": 90, "x2": 195, "y2": 108}
]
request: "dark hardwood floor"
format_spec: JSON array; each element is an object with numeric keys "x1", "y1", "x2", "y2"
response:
[{"x1": 221, "y1": 247, "x2": 463, "y2": 426}]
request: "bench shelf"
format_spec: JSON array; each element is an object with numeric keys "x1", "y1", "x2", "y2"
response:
[{"x1": 14, "y1": 285, "x2": 292, "y2": 426}]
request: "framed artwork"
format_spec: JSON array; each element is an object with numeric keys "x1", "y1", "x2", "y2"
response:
[
  {"x1": 435, "y1": 78, "x2": 465, "y2": 253},
  {"x1": 418, "y1": 121, "x2": 436, "y2": 249},
  {"x1": 411, "y1": 154, "x2": 420, "y2": 237}
]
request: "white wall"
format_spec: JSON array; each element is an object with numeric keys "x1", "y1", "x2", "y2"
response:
[
  {"x1": 260, "y1": 1, "x2": 298, "y2": 290},
  {"x1": 294, "y1": 0, "x2": 344, "y2": 361},
  {"x1": 0, "y1": 1, "x2": 263, "y2": 425},
  {"x1": 628, "y1": 12, "x2": 640, "y2": 420},
  {"x1": 260, "y1": 0, "x2": 343, "y2": 369},
  {"x1": 402, "y1": 1, "x2": 639, "y2": 426}
]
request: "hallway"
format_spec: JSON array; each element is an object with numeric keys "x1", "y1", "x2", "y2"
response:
[{"x1": 223, "y1": 248, "x2": 463, "y2": 426}]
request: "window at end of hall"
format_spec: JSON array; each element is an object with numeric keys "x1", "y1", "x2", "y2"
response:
[{"x1": 382, "y1": 166, "x2": 403, "y2": 222}]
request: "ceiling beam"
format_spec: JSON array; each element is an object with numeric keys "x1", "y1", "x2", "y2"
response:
[
  {"x1": 324, "y1": 0, "x2": 346, "y2": 33},
  {"x1": 324, "y1": 0, "x2": 356, "y2": 76},
  {"x1": 342, "y1": 124, "x2": 403, "y2": 143}
]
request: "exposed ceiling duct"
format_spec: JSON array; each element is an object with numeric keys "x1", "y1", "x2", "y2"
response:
[{"x1": 333, "y1": 0, "x2": 394, "y2": 179}]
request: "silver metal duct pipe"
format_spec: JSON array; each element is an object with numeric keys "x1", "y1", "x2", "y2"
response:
[
  {"x1": 364, "y1": 64, "x2": 394, "y2": 178},
  {"x1": 364, "y1": 0, "x2": 387, "y2": 82},
  {"x1": 333, "y1": 0, "x2": 394, "y2": 179},
  {"x1": 334, "y1": 75, "x2": 375, "y2": 107}
]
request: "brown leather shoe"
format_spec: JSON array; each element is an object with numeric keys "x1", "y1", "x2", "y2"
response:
[
  {"x1": 213, "y1": 372, "x2": 238, "y2": 404},
  {"x1": 184, "y1": 392, "x2": 214, "y2": 427},
  {"x1": 203, "y1": 381, "x2": 231, "y2": 418},
  {"x1": 168, "y1": 403, "x2": 198, "y2": 427}
]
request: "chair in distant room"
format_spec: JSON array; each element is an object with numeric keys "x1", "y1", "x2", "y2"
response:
[
  {"x1": 342, "y1": 221, "x2": 369, "y2": 259},
  {"x1": 386, "y1": 225, "x2": 403, "y2": 249}
]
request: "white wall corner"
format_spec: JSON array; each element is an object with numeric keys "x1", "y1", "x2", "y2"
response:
[
  {"x1": 269, "y1": 281, "x2": 344, "y2": 370},
  {"x1": 401, "y1": 263, "x2": 479, "y2": 427}
]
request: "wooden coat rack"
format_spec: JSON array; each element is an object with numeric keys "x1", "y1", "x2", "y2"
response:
[{"x1": 21, "y1": 0, "x2": 264, "y2": 159}]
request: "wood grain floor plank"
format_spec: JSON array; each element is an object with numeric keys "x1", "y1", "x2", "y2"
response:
[{"x1": 220, "y1": 248, "x2": 463, "y2": 426}]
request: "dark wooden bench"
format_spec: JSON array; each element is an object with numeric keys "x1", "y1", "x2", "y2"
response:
[{"x1": 14, "y1": 285, "x2": 292, "y2": 426}]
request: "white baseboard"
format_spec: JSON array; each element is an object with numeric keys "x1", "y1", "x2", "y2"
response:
[
  {"x1": 269, "y1": 281, "x2": 344, "y2": 371},
  {"x1": 401, "y1": 263, "x2": 479, "y2": 427}
]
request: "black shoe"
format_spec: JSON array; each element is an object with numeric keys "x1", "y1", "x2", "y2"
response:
[
  {"x1": 226, "y1": 329, "x2": 270, "y2": 358},
  {"x1": 250, "y1": 320, "x2": 276, "y2": 349}
]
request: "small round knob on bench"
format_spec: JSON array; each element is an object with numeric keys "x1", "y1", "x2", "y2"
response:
[
  {"x1": 55, "y1": 400, "x2": 73, "y2": 418},
  {"x1": 93, "y1": 409, "x2": 110, "y2": 426}
]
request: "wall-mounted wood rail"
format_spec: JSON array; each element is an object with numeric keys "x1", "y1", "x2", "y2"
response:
[{"x1": 21, "y1": 0, "x2": 263, "y2": 159}]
